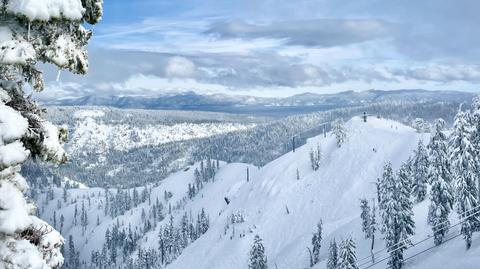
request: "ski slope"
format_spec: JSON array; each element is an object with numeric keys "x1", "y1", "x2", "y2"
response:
[
  {"x1": 169, "y1": 116, "x2": 422, "y2": 269},
  {"x1": 38, "y1": 116, "x2": 480, "y2": 268}
]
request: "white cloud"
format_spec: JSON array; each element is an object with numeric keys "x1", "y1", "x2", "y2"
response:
[
  {"x1": 393, "y1": 65, "x2": 480, "y2": 83},
  {"x1": 165, "y1": 56, "x2": 196, "y2": 78},
  {"x1": 110, "y1": 74, "x2": 230, "y2": 95}
]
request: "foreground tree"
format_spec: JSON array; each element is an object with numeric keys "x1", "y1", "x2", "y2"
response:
[
  {"x1": 338, "y1": 237, "x2": 358, "y2": 269},
  {"x1": 471, "y1": 96, "x2": 480, "y2": 200},
  {"x1": 326, "y1": 239, "x2": 338, "y2": 269},
  {"x1": 427, "y1": 119, "x2": 453, "y2": 245},
  {"x1": 380, "y1": 162, "x2": 415, "y2": 269},
  {"x1": 449, "y1": 111, "x2": 480, "y2": 249},
  {"x1": 249, "y1": 235, "x2": 268, "y2": 269},
  {"x1": 0, "y1": 1, "x2": 102, "y2": 268},
  {"x1": 411, "y1": 140, "x2": 429, "y2": 203}
]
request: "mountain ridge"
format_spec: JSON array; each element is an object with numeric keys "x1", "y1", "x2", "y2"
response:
[{"x1": 38, "y1": 89, "x2": 474, "y2": 117}]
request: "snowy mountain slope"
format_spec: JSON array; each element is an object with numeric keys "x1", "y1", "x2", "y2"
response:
[
  {"x1": 25, "y1": 101, "x2": 463, "y2": 188},
  {"x1": 169, "y1": 117, "x2": 424, "y2": 269},
  {"x1": 37, "y1": 116, "x2": 480, "y2": 268},
  {"x1": 33, "y1": 118, "x2": 419, "y2": 268}
]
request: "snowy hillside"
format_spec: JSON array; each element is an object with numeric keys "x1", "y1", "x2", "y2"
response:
[
  {"x1": 35, "y1": 116, "x2": 480, "y2": 269},
  {"x1": 169, "y1": 116, "x2": 423, "y2": 269},
  {"x1": 24, "y1": 102, "x2": 462, "y2": 188},
  {"x1": 68, "y1": 109, "x2": 256, "y2": 155}
]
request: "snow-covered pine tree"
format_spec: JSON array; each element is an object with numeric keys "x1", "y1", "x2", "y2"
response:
[
  {"x1": 411, "y1": 140, "x2": 429, "y2": 202},
  {"x1": 311, "y1": 220, "x2": 322, "y2": 266},
  {"x1": 412, "y1": 118, "x2": 430, "y2": 133},
  {"x1": 198, "y1": 208, "x2": 210, "y2": 235},
  {"x1": 332, "y1": 119, "x2": 347, "y2": 148},
  {"x1": 449, "y1": 110, "x2": 480, "y2": 249},
  {"x1": 315, "y1": 143, "x2": 322, "y2": 168},
  {"x1": 67, "y1": 235, "x2": 79, "y2": 269},
  {"x1": 337, "y1": 237, "x2": 358, "y2": 269},
  {"x1": 326, "y1": 239, "x2": 338, "y2": 269},
  {"x1": 378, "y1": 163, "x2": 393, "y2": 216},
  {"x1": 194, "y1": 168, "x2": 202, "y2": 190},
  {"x1": 309, "y1": 148, "x2": 317, "y2": 170},
  {"x1": 81, "y1": 200, "x2": 88, "y2": 235},
  {"x1": 360, "y1": 199, "x2": 372, "y2": 239},
  {"x1": 369, "y1": 199, "x2": 377, "y2": 262},
  {"x1": 249, "y1": 235, "x2": 268, "y2": 269},
  {"x1": 380, "y1": 162, "x2": 415, "y2": 269},
  {"x1": 0, "y1": 1, "x2": 102, "y2": 268},
  {"x1": 471, "y1": 96, "x2": 480, "y2": 202},
  {"x1": 309, "y1": 143, "x2": 322, "y2": 171},
  {"x1": 427, "y1": 119, "x2": 453, "y2": 245},
  {"x1": 180, "y1": 213, "x2": 189, "y2": 249}
]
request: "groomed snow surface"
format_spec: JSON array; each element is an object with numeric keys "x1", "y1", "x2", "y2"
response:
[{"x1": 40, "y1": 117, "x2": 480, "y2": 268}]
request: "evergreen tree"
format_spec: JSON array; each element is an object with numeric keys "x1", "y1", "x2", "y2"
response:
[
  {"x1": 427, "y1": 119, "x2": 453, "y2": 245},
  {"x1": 206, "y1": 157, "x2": 213, "y2": 181},
  {"x1": 53, "y1": 211, "x2": 57, "y2": 229},
  {"x1": 104, "y1": 189, "x2": 110, "y2": 216},
  {"x1": 180, "y1": 213, "x2": 189, "y2": 249},
  {"x1": 198, "y1": 208, "x2": 210, "y2": 235},
  {"x1": 311, "y1": 220, "x2": 322, "y2": 266},
  {"x1": 249, "y1": 235, "x2": 268, "y2": 269},
  {"x1": 63, "y1": 188, "x2": 68, "y2": 203},
  {"x1": 81, "y1": 201, "x2": 88, "y2": 235},
  {"x1": 158, "y1": 226, "x2": 166, "y2": 265},
  {"x1": 337, "y1": 237, "x2": 358, "y2": 269},
  {"x1": 332, "y1": 119, "x2": 347, "y2": 147},
  {"x1": 412, "y1": 118, "x2": 430, "y2": 133},
  {"x1": 194, "y1": 168, "x2": 202, "y2": 190},
  {"x1": 68, "y1": 235, "x2": 79, "y2": 269},
  {"x1": 0, "y1": 3, "x2": 103, "y2": 266},
  {"x1": 380, "y1": 162, "x2": 415, "y2": 269},
  {"x1": 74, "y1": 203, "x2": 78, "y2": 226},
  {"x1": 133, "y1": 188, "x2": 139, "y2": 207},
  {"x1": 326, "y1": 239, "x2": 338, "y2": 269},
  {"x1": 471, "y1": 95, "x2": 480, "y2": 170},
  {"x1": 411, "y1": 140, "x2": 429, "y2": 202},
  {"x1": 449, "y1": 110, "x2": 480, "y2": 249},
  {"x1": 60, "y1": 214, "x2": 65, "y2": 233},
  {"x1": 378, "y1": 163, "x2": 393, "y2": 214},
  {"x1": 470, "y1": 97, "x2": 480, "y2": 203},
  {"x1": 309, "y1": 144, "x2": 322, "y2": 171},
  {"x1": 360, "y1": 199, "x2": 372, "y2": 239},
  {"x1": 369, "y1": 199, "x2": 377, "y2": 262}
]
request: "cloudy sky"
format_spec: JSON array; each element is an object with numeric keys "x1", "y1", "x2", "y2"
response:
[{"x1": 42, "y1": 0, "x2": 480, "y2": 98}]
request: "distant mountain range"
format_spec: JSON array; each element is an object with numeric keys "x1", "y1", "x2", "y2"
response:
[{"x1": 41, "y1": 89, "x2": 474, "y2": 117}]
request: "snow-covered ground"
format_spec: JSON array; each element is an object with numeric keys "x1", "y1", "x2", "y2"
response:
[
  {"x1": 68, "y1": 109, "x2": 256, "y2": 154},
  {"x1": 38, "y1": 116, "x2": 480, "y2": 268}
]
